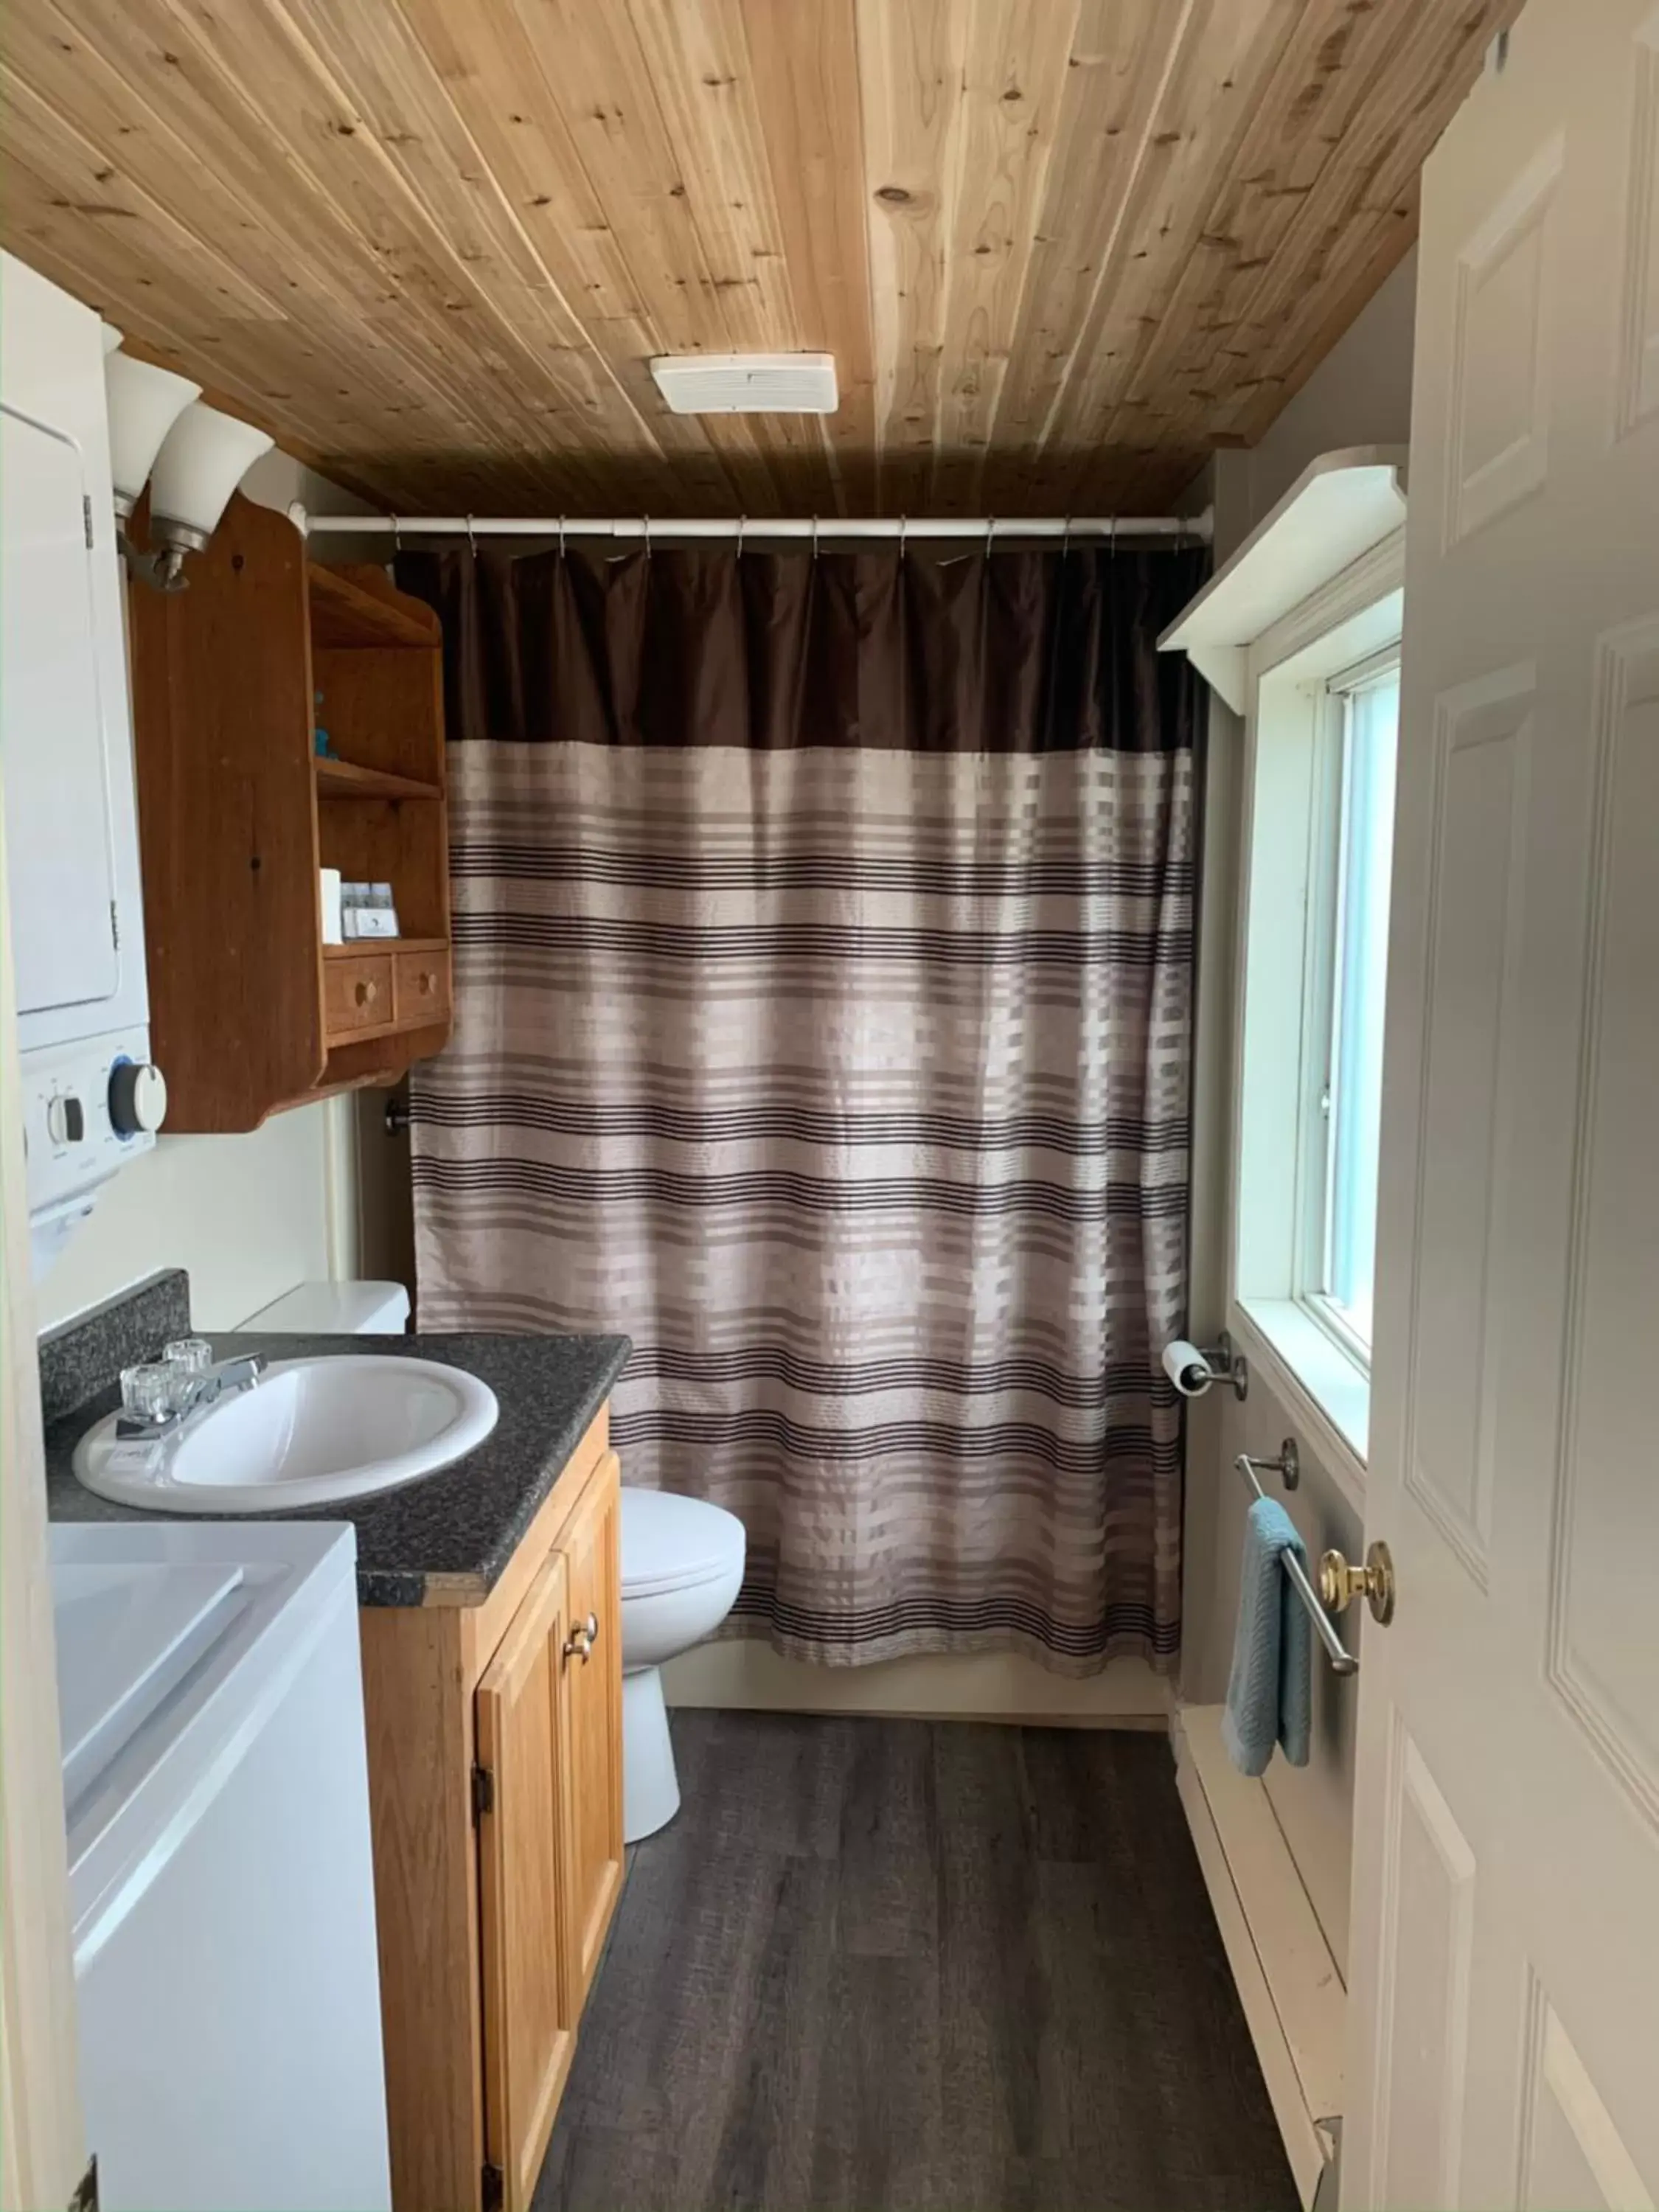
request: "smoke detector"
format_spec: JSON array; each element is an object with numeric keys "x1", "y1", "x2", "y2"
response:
[{"x1": 649, "y1": 352, "x2": 838, "y2": 414}]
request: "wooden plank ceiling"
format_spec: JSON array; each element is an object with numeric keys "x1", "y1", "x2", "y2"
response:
[{"x1": 1, "y1": 0, "x2": 1512, "y2": 518}]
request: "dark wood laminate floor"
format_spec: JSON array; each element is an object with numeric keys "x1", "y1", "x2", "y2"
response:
[{"x1": 536, "y1": 1711, "x2": 1296, "y2": 2212}]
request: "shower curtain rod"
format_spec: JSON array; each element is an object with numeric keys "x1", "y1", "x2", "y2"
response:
[{"x1": 293, "y1": 505, "x2": 1212, "y2": 546}]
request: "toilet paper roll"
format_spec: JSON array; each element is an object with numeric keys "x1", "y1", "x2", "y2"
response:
[
  {"x1": 319, "y1": 867, "x2": 344, "y2": 947},
  {"x1": 1161, "y1": 1339, "x2": 1212, "y2": 1398}
]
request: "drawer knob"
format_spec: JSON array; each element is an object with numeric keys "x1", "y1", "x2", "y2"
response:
[
  {"x1": 563, "y1": 1612, "x2": 599, "y2": 1664},
  {"x1": 418, "y1": 970, "x2": 437, "y2": 995},
  {"x1": 355, "y1": 978, "x2": 379, "y2": 1007}
]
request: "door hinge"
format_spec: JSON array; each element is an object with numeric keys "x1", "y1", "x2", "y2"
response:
[
  {"x1": 480, "y1": 2160, "x2": 504, "y2": 2212},
  {"x1": 110, "y1": 900, "x2": 120, "y2": 952},
  {"x1": 69, "y1": 2153, "x2": 99, "y2": 2211},
  {"x1": 83, "y1": 495, "x2": 94, "y2": 550},
  {"x1": 471, "y1": 1762, "x2": 495, "y2": 1822}
]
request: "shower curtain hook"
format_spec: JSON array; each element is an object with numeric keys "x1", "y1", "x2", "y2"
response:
[
  {"x1": 465, "y1": 513, "x2": 477, "y2": 557},
  {"x1": 391, "y1": 513, "x2": 403, "y2": 555},
  {"x1": 899, "y1": 515, "x2": 908, "y2": 560},
  {"x1": 985, "y1": 515, "x2": 995, "y2": 557},
  {"x1": 557, "y1": 515, "x2": 566, "y2": 561},
  {"x1": 642, "y1": 515, "x2": 651, "y2": 560},
  {"x1": 737, "y1": 515, "x2": 745, "y2": 559},
  {"x1": 810, "y1": 514, "x2": 820, "y2": 561},
  {"x1": 1061, "y1": 516, "x2": 1071, "y2": 560}
]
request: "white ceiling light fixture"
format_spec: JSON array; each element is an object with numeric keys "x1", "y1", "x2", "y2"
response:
[
  {"x1": 101, "y1": 333, "x2": 201, "y2": 521},
  {"x1": 649, "y1": 352, "x2": 838, "y2": 414},
  {"x1": 147, "y1": 401, "x2": 274, "y2": 590}
]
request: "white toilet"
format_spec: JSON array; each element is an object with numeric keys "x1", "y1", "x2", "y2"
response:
[{"x1": 619, "y1": 1488, "x2": 745, "y2": 1842}]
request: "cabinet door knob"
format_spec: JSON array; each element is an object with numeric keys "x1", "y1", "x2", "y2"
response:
[
  {"x1": 355, "y1": 978, "x2": 379, "y2": 1007},
  {"x1": 418, "y1": 970, "x2": 437, "y2": 995},
  {"x1": 563, "y1": 1612, "x2": 599, "y2": 1664}
]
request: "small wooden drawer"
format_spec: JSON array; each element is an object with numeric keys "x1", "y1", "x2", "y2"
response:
[
  {"x1": 394, "y1": 947, "x2": 450, "y2": 1025},
  {"x1": 324, "y1": 952, "x2": 395, "y2": 1037}
]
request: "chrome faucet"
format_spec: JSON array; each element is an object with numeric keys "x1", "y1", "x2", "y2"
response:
[{"x1": 116, "y1": 1352, "x2": 268, "y2": 1441}]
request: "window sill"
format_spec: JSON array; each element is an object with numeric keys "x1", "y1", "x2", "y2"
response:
[{"x1": 1230, "y1": 1296, "x2": 1368, "y2": 1513}]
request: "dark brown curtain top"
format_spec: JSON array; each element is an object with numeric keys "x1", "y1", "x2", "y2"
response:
[{"x1": 395, "y1": 543, "x2": 1208, "y2": 756}]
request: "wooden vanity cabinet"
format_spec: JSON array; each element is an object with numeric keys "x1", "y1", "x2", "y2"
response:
[
  {"x1": 550, "y1": 1464, "x2": 626, "y2": 2008},
  {"x1": 475, "y1": 1551, "x2": 579, "y2": 2211},
  {"x1": 359, "y1": 1419, "x2": 625, "y2": 2212}
]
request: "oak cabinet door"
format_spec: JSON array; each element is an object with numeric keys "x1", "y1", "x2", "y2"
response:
[
  {"x1": 555, "y1": 1451, "x2": 625, "y2": 2007},
  {"x1": 475, "y1": 1553, "x2": 575, "y2": 2212}
]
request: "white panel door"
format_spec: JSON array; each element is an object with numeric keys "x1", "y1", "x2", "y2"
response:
[
  {"x1": 1346, "y1": 2, "x2": 1659, "y2": 2206},
  {"x1": 0, "y1": 405, "x2": 119, "y2": 1017}
]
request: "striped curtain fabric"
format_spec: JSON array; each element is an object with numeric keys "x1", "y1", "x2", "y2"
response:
[{"x1": 400, "y1": 543, "x2": 1206, "y2": 1674}]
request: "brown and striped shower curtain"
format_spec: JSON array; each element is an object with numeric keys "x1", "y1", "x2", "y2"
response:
[{"x1": 399, "y1": 542, "x2": 1206, "y2": 1674}]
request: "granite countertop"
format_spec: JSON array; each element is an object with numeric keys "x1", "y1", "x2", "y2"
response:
[{"x1": 43, "y1": 1320, "x2": 632, "y2": 1607}]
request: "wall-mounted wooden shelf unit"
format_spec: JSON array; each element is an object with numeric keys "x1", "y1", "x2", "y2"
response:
[{"x1": 128, "y1": 492, "x2": 452, "y2": 1132}]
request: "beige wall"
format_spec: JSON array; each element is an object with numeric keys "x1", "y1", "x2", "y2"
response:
[
  {"x1": 35, "y1": 1103, "x2": 351, "y2": 1332},
  {"x1": 34, "y1": 453, "x2": 378, "y2": 1333},
  {"x1": 1179, "y1": 245, "x2": 1417, "y2": 1972}
]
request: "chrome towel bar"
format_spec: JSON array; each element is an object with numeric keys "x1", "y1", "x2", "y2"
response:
[{"x1": 1234, "y1": 1446, "x2": 1359, "y2": 1677}]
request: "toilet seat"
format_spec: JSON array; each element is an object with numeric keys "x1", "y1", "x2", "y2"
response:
[{"x1": 620, "y1": 1488, "x2": 745, "y2": 1599}]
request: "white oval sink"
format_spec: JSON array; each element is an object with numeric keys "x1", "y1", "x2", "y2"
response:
[{"x1": 73, "y1": 1356, "x2": 500, "y2": 1514}]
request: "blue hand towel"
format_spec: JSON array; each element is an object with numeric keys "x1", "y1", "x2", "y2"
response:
[{"x1": 1221, "y1": 1497, "x2": 1312, "y2": 1776}]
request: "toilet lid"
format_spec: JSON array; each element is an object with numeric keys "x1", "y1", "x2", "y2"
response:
[{"x1": 620, "y1": 1488, "x2": 745, "y2": 1598}]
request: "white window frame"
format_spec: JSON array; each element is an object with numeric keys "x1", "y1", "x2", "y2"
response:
[
  {"x1": 1293, "y1": 645, "x2": 1400, "y2": 1368},
  {"x1": 1226, "y1": 532, "x2": 1405, "y2": 1508}
]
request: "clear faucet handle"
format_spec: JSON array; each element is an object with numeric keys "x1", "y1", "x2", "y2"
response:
[
  {"x1": 163, "y1": 1337, "x2": 214, "y2": 1376},
  {"x1": 121, "y1": 1361, "x2": 183, "y2": 1423}
]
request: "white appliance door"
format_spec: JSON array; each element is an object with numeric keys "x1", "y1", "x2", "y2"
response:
[
  {"x1": 74, "y1": 1570, "x2": 391, "y2": 2212},
  {"x1": 0, "y1": 404, "x2": 120, "y2": 1016},
  {"x1": 54, "y1": 1560, "x2": 244, "y2": 1809},
  {"x1": 1344, "y1": 1, "x2": 1659, "y2": 2205}
]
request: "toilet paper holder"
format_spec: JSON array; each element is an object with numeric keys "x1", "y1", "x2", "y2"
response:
[{"x1": 1162, "y1": 1331, "x2": 1249, "y2": 1403}]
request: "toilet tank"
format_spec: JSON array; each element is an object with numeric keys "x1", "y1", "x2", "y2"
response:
[{"x1": 240, "y1": 1280, "x2": 411, "y2": 1335}]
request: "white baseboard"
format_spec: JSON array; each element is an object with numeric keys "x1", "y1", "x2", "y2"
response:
[
  {"x1": 663, "y1": 1638, "x2": 1169, "y2": 1725},
  {"x1": 1172, "y1": 1705, "x2": 1344, "y2": 2211}
]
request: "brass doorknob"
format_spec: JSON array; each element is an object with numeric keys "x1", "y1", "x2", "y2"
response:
[
  {"x1": 563, "y1": 1612, "x2": 599, "y2": 1663},
  {"x1": 1318, "y1": 1542, "x2": 1396, "y2": 1626}
]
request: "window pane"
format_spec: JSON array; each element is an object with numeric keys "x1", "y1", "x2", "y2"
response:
[{"x1": 1325, "y1": 672, "x2": 1399, "y2": 1346}]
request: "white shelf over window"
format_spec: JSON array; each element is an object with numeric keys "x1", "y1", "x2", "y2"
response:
[{"x1": 1157, "y1": 446, "x2": 1408, "y2": 710}]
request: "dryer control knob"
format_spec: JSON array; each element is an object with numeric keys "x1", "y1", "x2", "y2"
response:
[
  {"x1": 46, "y1": 1093, "x2": 85, "y2": 1146},
  {"x1": 108, "y1": 1060, "x2": 167, "y2": 1138}
]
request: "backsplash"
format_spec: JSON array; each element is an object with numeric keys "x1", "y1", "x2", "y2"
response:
[{"x1": 38, "y1": 1269, "x2": 192, "y2": 1426}]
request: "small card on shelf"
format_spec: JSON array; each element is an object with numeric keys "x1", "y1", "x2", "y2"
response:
[
  {"x1": 340, "y1": 880, "x2": 401, "y2": 939},
  {"x1": 348, "y1": 908, "x2": 401, "y2": 939}
]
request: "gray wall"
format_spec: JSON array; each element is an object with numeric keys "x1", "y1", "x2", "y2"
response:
[
  {"x1": 1178, "y1": 247, "x2": 1416, "y2": 1970},
  {"x1": 1230, "y1": 246, "x2": 1416, "y2": 537}
]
